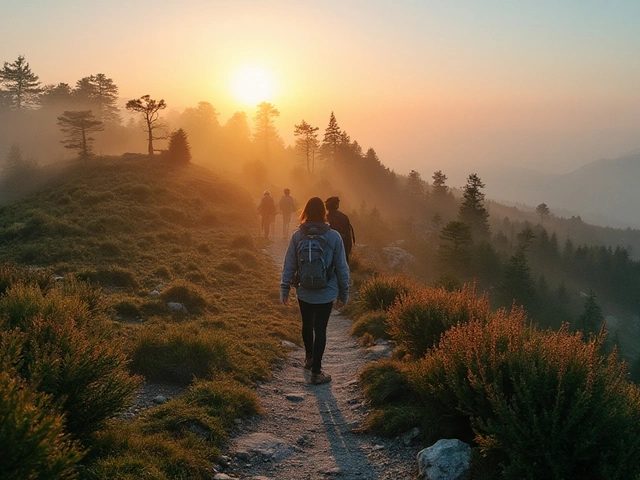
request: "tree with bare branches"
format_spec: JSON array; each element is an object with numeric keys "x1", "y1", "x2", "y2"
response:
[{"x1": 125, "y1": 95, "x2": 167, "y2": 155}]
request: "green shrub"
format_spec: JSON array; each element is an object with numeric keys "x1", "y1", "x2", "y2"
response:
[
  {"x1": 160, "y1": 281, "x2": 208, "y2": 313},
  {"x1": 129, "y1": 324, "x2": 231, "y2": 385},
  {"x1": 350, "y1": 310, "x2": 389, "y2": 340},
  {"x1": 358, "y1": 275, "x2": 414, "y2": 312},
  {"x1": 0, "y1": 283, "x2": 141, "y2": 441},
  {"x1": 77, "y1": 266, "x2": 139, "y2": 289},
  {"x1": 412, "y1": 308, "x2": 640, "y2": 479},
  {"x1": 0, "y1": 262, "x2": 53, "y2": 295},
  {"x1": 387, "y1": 284, "x2": 491, "y2": 358},
  {"x1": 0, "y1": 368, "x2": 82, "y2": 479}
]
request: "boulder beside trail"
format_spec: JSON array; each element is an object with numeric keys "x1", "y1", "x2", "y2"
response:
[{"x1": 417, "y1": 438, "x2": 471, "y2": 480}]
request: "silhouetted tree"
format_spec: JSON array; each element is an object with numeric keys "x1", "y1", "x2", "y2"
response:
[
  {"x1": 406, "y1": 170, "x2": 425, "y2": 199},
  {"x1": 125, "y1": 95, "x2": 167, "y2": 155},
  {"x1": 293, "y1": 120, "x2": 319, "y2": 173},
  {"x1": 499, "y1": 250, "x2": 536, "y2": 311},
  {"x1": 167, "y1": 128, "x2": 191, "y2": 164},
  {"x1": 74, "y1": 73, "x2": 121, "y2": 124},
  {"x1": 431, "y1": 170, "x2": 449, "y2": 198},
  {"x1": 438, "y1": 220, "x2": 472, "y2": 275},
  {"x1": 40, "y1": 83, "x2": 73, "y2": 108},
  {"x1": 459, "y1": 173, "x2": 490, "y2": 239},
  {"x1": 57, "y1": 110, "x2": 104, "y2": 159},
  {"x1": 577, "y1": 290, "x2": 604, "y2": 335},
  {"x1": 0, "y1": 55, "x2": 42, "y2": 110},
  {"x1": 321, "y1": 111, "x2": 341, "y2": 162},
  {"x1": 253, "y1": 102, "x2": 281, "y2": 162},
  {"x1": 536, "y1": 202, "x2": 550, "y2": 224}
]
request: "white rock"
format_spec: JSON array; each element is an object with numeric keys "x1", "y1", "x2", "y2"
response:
[
  {"x1": 150, "y1": 290, "x2": 160, "y2": 298},
  {"x1": 167, "y1": 302, "x2": 186, "y2": 312},
  {"x1": 153, "y1": 395, "x2": 167, "y2": 404},
  {"x1": 417, "y1": 438, "x2": 471, "y2": 480}
]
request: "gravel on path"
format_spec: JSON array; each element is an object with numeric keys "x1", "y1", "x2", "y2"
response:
[{"x1": 219, "y1": 234, "x2": 421, "y2": 480}]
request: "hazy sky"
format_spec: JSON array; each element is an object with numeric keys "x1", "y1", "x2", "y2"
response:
[{"x1": 3, "y1": 0, "x2": 640, "y2": 185}]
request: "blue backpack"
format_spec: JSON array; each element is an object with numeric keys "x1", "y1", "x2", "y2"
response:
[{"x1": 295, "y1": 230, "x2": 333, "y2": 289}]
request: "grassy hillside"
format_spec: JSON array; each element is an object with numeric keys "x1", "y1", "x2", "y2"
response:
[{"x1": 0, "y1": 156, "x2": 300, "y2": 478}]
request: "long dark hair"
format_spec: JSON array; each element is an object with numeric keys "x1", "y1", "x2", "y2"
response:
[{"x1": 299, "y1": 197, "x2": 326, "y2": 223}]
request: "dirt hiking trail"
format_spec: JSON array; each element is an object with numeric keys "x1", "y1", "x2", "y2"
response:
[{"x1": 219, "y1": 233, "x2": 420, "y2": 480}]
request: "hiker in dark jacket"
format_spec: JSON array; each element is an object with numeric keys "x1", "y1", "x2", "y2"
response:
[
  {"x1": 258, "y1": 190, "x2": 277, "y2": 238},
  {"x1": 325, "y1": 196, "x2": 355, "y2": 263},
  {"x1": 281, "y1": 197, "x2": 350, "y2": 385}
]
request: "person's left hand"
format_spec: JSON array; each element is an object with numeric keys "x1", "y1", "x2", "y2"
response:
[{"x1": 336, "y1": 299, "x2": 345, "y2": 309}]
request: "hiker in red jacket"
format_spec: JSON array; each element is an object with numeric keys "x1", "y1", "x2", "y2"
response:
[{"x1": 325, "y1": 196, "x2": 355, "y2": 263}]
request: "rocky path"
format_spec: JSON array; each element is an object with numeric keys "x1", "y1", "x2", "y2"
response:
[{"x1": 218, "y1": 234, "x2": 420, "y2": 480}]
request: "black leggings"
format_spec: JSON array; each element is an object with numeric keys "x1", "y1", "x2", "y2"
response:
[{"x1": 298, "y1": 299, "x2": 333, "y2": 374}]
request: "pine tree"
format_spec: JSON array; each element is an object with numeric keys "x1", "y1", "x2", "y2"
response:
[
  {"x1": 321, "y1": 111, "x2": 341, "y2": 162},
  {"x1": 0, "y1": 55, "x2": 42, "y2": 110},
  {"x1": 73, "y1": 73, "x2": 121, "y2": 124},
  {"x1": 431, "y1": 170, "x2": 449, "y2": 198},
  {"x1": 578, "y1": 290, "x2": 604, "y2": 335},
  {"x1": 536, "y1": 202, "x2": 550, "y2": 224},
  {"x1": 167, "y1": 128, "x2": 191, "y2": 164},
  {"x1": 458, "y1": 173, "x2": 490, "y2": 239},
  {"x1": 57, "y1": 110, "x2": 104, "y2": 159},
  {"x1": 438, "y1": 220, "x2": 472, "y2": 275},
  {"x1": 253, "y1": 102, "x2": 281, "y2": 162},
  {"x1": 293, "y1": 120, "x2": 319, "y2": 173},
  {"x1": 125, "y1": 95, "x2": 167, "y2": 155}
]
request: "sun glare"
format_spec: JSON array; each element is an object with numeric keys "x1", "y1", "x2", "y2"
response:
[{"x1": 232, "y1": 66, "x2": 275, "y2": 105}]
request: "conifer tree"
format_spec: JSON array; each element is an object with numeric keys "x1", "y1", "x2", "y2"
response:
[
  {"x1": 0, "y1": 55, "x2": 42, "y2": 110},
  {"x1": 57, "y1": 110, "x2": 104, "y2": 159},
  {"x1": 578, "y1": 290, "x2": 604, "y2": 335},
  {"x1": 125, "y1": 95, "x2": 167, "y2": 155},
  {"x1": 458, "y1": 173, "x2": 490, "y2": 239},
  {"x1": 438, "y1": 220, "x2": 472, "y2": 275},
  {"x1": 536, "y1": 202, "x2": 551, "y2": 224},
  {"x1": 167, "y1": 128, "x2": 191, "y2": 164},
  {"x1": 321, "y1": 111, "x2": 341, "y2": 162},
  {"x1": 293, "y1": 120, "x2": 319, "y2": 173},
  {"x1": 74, "y1": 73, "x2": 121, "y2": 124},
  {"x1": 253, "y1": 102, "x2": 281, "y2": 162},
  {"x1": 431, "y1": 170, "x2": 449, "y2": 198}
]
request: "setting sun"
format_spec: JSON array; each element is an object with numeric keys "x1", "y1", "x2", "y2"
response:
[{"x1": 231, "y1": 66, "x2": 275, "y2": 105}]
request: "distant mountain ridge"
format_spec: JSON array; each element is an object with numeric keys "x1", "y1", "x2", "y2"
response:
[{"x1": 483, "y1": 152, "x2": 640, "y2": 229}]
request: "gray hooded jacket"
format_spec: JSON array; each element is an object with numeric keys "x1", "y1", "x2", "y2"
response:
[{"x1": 280, "y1": 222, "x2": 350, "y2": 304}]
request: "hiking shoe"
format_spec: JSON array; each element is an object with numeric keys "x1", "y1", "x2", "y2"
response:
[
  {"x1": 311, "y1": 371, "x2": 332, "y2": 385},
  {"x1": 304, "y1": 357, "x2": 313, "y2": 370}
]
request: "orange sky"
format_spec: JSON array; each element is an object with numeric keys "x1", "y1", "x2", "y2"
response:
[{"x1": 3, "y1": 1, "x2": 640, "y2": 186}]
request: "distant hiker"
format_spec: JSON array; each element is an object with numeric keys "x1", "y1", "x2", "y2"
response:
[
  {"x1": 280, "y1": 197, "x2": 350, "y2": 385},
  {"x1": 258, "y1": 190, "x2": 277, "y2": 239},
  {"x1": 325, "y1": 196, "x2": 356, "y2": 263},
  {"x1": 278, "y1": 188, "x2": 297, "y2": 238}
]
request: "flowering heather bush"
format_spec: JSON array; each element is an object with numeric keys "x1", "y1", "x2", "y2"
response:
[
  {"x1": 412, "y1": 307, "x2": 640, "y2": 479},
  {"x1": 358, "y1": 275, "x2": 414, "y2": 312},
  {"x1": 387, "y1": 283, "x2": 491, "y2": 358}
]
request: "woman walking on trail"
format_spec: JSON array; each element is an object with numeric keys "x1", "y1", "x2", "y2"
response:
[{"x1": 280, "y1": 197, "x2": 350, "y2": 385}]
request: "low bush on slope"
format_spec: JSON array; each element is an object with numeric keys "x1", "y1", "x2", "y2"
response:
[{"x1": 0, "y1": 157, "x2": 300, "y2": 478}]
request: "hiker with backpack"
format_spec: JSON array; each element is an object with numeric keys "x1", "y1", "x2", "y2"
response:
[
  {"x1": 325, "y1": 196, "x2": 355, "y2": 263},
  {"x1": 280, "y1": 197, "x2": 350, "y2": 385},
  {"x1": 258, "y1": 190, "x2": 277, "y2": 239}
]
